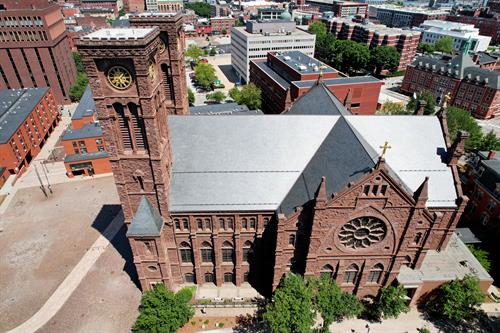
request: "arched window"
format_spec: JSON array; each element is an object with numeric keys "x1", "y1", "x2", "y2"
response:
[
  {"x1": 204, "y1": 272, "x2": 214, "y2": 283},
  {"x1": 179, "y1": 242, "x2": 193, "y2": 264},
  {"x1": 182, "y1": 218, "x2": 189, "y2": 230},
  {"x1": 241, "y1": 218, "x2": 248, "y2": 229},
  {"x1": 289, "y1": 234, "x2": 296, "y2": 246},
  {"x1": 184, "y1": 273, "x2": 195, "y2": 283},
  {"x1": 320, "y1": 264, "x2": 334, "y2": 280},
  {"x1": 249, "y1": 217, "x2": 256, "y2": 229},
  {"x1": 219, "y1": 218, "x2": 225, "y2": 230},
  {"x1": 227, "y1": 217, "x2": 234, "y2": 229},
  {"x1": 174, "y1": 218, "x2": 180, "y2": 230},
  {"x1": 113, "y1": 103, "x2": 132, "y2": 150},
  {"x1": 161, "y1": 63, "x2": 174, "y2": 101},
  {"x1": 221, "y1": 241, "x2": 234, "y2": 263},
  {"x1": 367, "y1": 264, "x2": 383, "y2": 284},
  {"x1": 196, "y1": 218, "x2": 203, "y2": 230},
  {"x1": 413, "y1": 232, "x2": 423, "y2": 245},
  {"x1": 200, "y1": 241, "x2": 213, "y2": 263},
  {"x1": 403, "y1": 256, "x2": 412, "y2": 267},
  {"x1": 128, "y1": 102, "x2": 147, "y2": 151},
  {"x1": 263, "y1": 217, "x2": 270, "y2": 227},
  {"x1": 243, "y1": 240, "x2": 253, "y2": 262},
  {"x1": 205, "y1": 218, "x2": 212, "y2": 230},
  {"x1": 224, "y1": 272, "x2": 234, "y2": 283},
  {"x1": 343, "y1": 264, "x2": 359, "y2": 284},
  {"x1": 243, "y1": 271, "x2": 249, "y2": 282}
]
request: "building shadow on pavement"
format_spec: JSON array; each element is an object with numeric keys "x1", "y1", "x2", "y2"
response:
[
  {"x1": 91, "y1": 204, "x2": 140, "y2": 289},
  {"x1": 218, "y1": 65, "x2": 238, "y2": 83}
]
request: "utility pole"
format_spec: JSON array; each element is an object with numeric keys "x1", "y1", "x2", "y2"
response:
[
  {"x1": 40, "y1": 162, "x2": 53, "y2": 194},
  {"x1": 34, "y1": 164, "x2": 48, "y2": 198}
]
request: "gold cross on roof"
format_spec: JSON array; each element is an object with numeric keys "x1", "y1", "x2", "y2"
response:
[
  {"x1": 319, "y1": 64, "x2": 327, "y2": 77},
  {"x1": 379, "y1": 141, "x2": 391, "y2": 159}
]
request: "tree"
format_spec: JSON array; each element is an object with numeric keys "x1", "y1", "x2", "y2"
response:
[
  {"x1": 374, "y1": 285, "x2": 410, "y2": 319},
  {"x1": 434, "y1": 275, "x2": 485, "y2": 321},
  {"x1": 479, "y1": 130, "x2": 500, "y2": 151},
  {"x1": 370, "y1": 46, "x2": 400, "y2": 75},
  {"x1": 315, "y1": 34, "x2": 336, "y2": 61},
  {"x1": 73, "y1": 52, "x2": 85, "y2": 73},
  {"x1": 262, "y1": 273, "x2": 315, "y2": 333},
  {"x1": 188, "y1": 88, "x2": 195, "y2": 106},
  {"x1": 186, "y1": 45, "x2": 203, "y2": 62},
  {"x1": 406, "y1": 90, "x2": 436, "y2": 115},
  {"x1": 418, "y1": 43, "x2": 435, "y2": 54},
  {"x1": 434, "y1": 36, "x2": 454, "y2": 54},
  {"x1": 209, "y1": 47, "x2": 217, "y2": 56},
  {"x1": 221, "y1": 28, "x2": 227, "y2": 35},
  {"x1": 206, "y1": 91, "x2": 226, "y2": 103},
  {"x1": 132, "y1": 284, "x2": 194, "y2": 333},
  {"x1": 308, "y1": 21, "x2": 327, "y2": 39},
  {"x1": 69, "y1": 72, "x2": 89, "y2": 102},
  {"x1": 118, "y1": 8, "x2": 125, "y2": 17},
  {"x1": 378, "y1": 101, "x2": 410, "y2": 115},
  {"x1": 231, "y1": 83, "x2": 262, "y2": 110},
  {"x1": 467, "y1": 245, "x2": 492, "y2": 273},
  {"x1": 184, "y1": 2, "x2": 210, "y2": 17},
  {"x1": 194, "y1": 62, "x2": 217, "y2": 90},
  {"x1": 445, "y1": 106, "x2": 484, "y2": 150},
  {"x1": 309, "y1": 276, "x2": 363, "y2": 331},
  {"x1": 330, "y1": 40, "x2": 370, "y2": 75}
]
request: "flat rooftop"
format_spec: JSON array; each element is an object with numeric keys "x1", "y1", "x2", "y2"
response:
[
  {"x1": 274, "y1": 50, "x2": 336, "y2": 75},
  {"x1": 292, "y1": 75, "x2": 381, "y2": 88},
  {"x1": 131, "y1": 12, "x2": 177, "y2": 17},
  {"x1": 233, "y1": 25, "x2": 313, "y2": 37},
  {"x1": 373, "y1": 4, "x2": 450, "y2": 15},
  {"x1": 0, "y1": 87, "x2": 49, "y2": 144},
  {"x1": 322, "y1": 17, "x2": 421, "y2": 36},
  {"x1": 81, "y1": 28, "x2": 156, "y2": 40}
]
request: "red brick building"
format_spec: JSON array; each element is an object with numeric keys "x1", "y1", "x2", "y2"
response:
[
  {"x1": 332, "y1": 1, "x2": 368, "y2": 18},
  {"x1": 0, "y1": 0, "x2": 78, "y2": 104},
  {"x1": 210, "y1": 17, "x2": 235, "y2": 35},
  {"x1": 401, "y1": 52, "x2": 500, "y2": 119},
  {"x1": 75, "y1": 17, "x2": 492, "y2": 304},
  {"x1": 123, "y1": 0, "x2": 145, "y2": 13},
  {"x1": 0, "y1": 87, "x2": 59, "y2": 178},
  {"x1": 250, "y1": 51, "x2": 383, "y2": 114},
  {"x1": 81, "y1": 0, "x2": 118, "y2": 17},
  {"x1": 321, "y1": 17, "x2": 421, "y2": 71},
  {"x1": 62, "y1": 86, "x2": 111, "y2": 177}
]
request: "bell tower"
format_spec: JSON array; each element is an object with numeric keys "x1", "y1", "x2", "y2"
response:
[{"x1": 76, "y1": 27, "x2": 171, "y2": 223}]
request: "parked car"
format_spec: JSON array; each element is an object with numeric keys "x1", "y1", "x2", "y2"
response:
[{"x1": 199, "y1": 58, "x2": 209, "y2": 63}]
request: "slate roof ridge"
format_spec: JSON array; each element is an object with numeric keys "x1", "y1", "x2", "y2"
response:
[{"x1": 286, "y1": 82, "x2": 351, "y2": 115}]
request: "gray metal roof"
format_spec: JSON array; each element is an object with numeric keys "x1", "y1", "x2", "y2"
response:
[
  {"x1": 455, "y1": 228, "x2": 482, "y2": 244},
  {"x1": 127, "y1": 196, "x2": 164, "y2": 236},
  {"x1": 64, "y1": 151, "x2": 108, "y2": 163},
  {"x1": 274, "y1": 51, "x2": 336, "y2": 75},
  {"x1": 411, "y1": 53, "x2": 477, "y2": 79},
  {"x1": 0, "y1": 88, "x2": 49, "y2": 144},
  {"x1": 398, "y1": 233, "x2": 492, "y2": 285},
  {"x1": 63, "y1": 122, "x2": 103, "y2": 140},
  {"x1": 168, "y1": 113, "x2": 458, "y2": 213},
  {"x1": 72, "y1": 86, "x2": 95, "y2": 120},
  {"x1": 190, "y1": 103, "x2": 261, "y2": 115},
  {"x1": 463, "y1": 66, "x2": 500, "y2": 90},
  {"x1": 292, "y1": 75, "x2": 381, "y2": 88},
  {"x1": 253, "y1": 60, "x2": 291, "y2": 89},
  {"x1": 287, "y1": 83, "x2": 351, "y2": 116}
]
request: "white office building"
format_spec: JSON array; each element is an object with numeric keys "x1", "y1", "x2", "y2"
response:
[
  {"x1": 416, "y1": 20, "x2": 491, "y2": 52},
  {"x1": 231, "y1": 20, "x2": 316, "y2": 83}
]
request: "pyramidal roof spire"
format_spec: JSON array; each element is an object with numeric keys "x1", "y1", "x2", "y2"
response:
[{"x1": 413, "y1": 177, "x2": 429, "y2": 208}]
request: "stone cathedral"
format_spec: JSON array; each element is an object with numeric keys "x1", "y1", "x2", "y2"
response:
[{"x1": 76, "y1": 13, "x2": 492, "y2": 304}]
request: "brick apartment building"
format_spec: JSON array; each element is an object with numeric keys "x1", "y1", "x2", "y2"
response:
[
  {"x1": 372, "y1": 5, "x2": 448, "y2": 28},
  {"x1": 211, "y1": 16, "x2": 235, "y2": 35},
  {"x1": 250, "y1": 51, "x2": 383, "y2": 114},
  {"x1": 401, "y1": 49, "x2": 500, "y2": 119},
  {"x1": 321, "y1": 17, "x2": 421, "y2": 70},
  {"x1": 62, "y1": 86, "x2": 111, "y2": 177},
  {"x1": 462, "y1": 151, "x2": 500, "y2": 229},
  {"x1": 331, "y1": 0, "x2": 368, "y2": 18},
  {"x1": 0, "y1": 0, "x2": 77, "y2": 104},
  {"x1": 0, "y1": 87, "x2": 60, "y2": 179},
  {"x1": 75, "y1": 15, "x2": 492, "y2": 304},
  {"x1": 123, "y1": 0, "x2": 145, "y2": 13},
  {"x1": 80, "y1": 0, "x2": 118, "y2": 17}
]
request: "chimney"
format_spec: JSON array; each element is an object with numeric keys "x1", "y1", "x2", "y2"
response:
[
  {"x1": 446, "y1": 130, "x2": 469, "y2": 166},
  {"x1": 415, "y1": 100, "x2": 426, "y2": 115},
  {"x1": 413, "y1": 177, "x2": 429, "y2": 208},
  {"x1": 488, "y1": 150, "x2": 496, "y2": 160},
  {"x1": 472, "y1": 53, "x2": 480, "y2": 63},
  {"x1": 315, "y1": 176, "x2": 328, "y2": 207}
]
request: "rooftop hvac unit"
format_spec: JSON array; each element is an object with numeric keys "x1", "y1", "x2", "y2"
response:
[
  {"x1": 284, "y1": 55, "x2": 291, "y2": 61},
  {"x1": 298, "y1": 64, "x2": 307, "y2": 71}
]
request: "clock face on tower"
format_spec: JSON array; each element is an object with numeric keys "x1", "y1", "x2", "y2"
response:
[
  {"x1": 159, "y1": 40, "x2": 166, "y2": 54},
  {"x1": 107, "y1": 66, "x2": 133, "y2": 90},
  {"x1": 338, "y1": 217, "x2": 387, "y2": 250},
  {"x1": 148, "y1": 63, "x2": 156, "y2": 82}
]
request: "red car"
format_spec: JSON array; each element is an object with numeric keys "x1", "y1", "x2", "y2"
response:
[{"x1": 199, "y1": 58, "x2": 209, "y2": 63}]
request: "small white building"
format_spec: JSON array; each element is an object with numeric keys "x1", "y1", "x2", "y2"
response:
[
  {"x1": 416, "y1": 20, "x2": 491, "y2": 52},
  {"x1": 231, "y1": 20, "x2": 316, "y2": 83}
]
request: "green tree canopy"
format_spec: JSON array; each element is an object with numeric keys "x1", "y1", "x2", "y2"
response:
[
  {"x1": 315, "y1": 34, "x2": 336, "y2": 61},
  {"x1": 309, "y1": 276, "x2": 363, "y2": 331},
  {"x1": 417, "y1": 43, "x2": 435, "y2": 54},
  {"x1": 370, "y1": 45, "x2": 401, "y2": 75},
  {"x1": 231, "y1": 83, "x2": 262, "y2": 110},
  {"x1": 263, "y1": 273, "x2": 315, "y2": 333},
  {"x1": 194, "y1": 62, "x2": 218, "y2": 90},
  {"x1": 406, "y1": 90, "x2": 436, "y2": 115},
  {"x1": 209, "y1": 47, "x2": 217, "y2": 56},
  {"x1": 467, "y1": 245, "x2": 492, "y2": 272},
  {"x1": 434, "y1": 36, "x2": 454, "y2": 54},
  {"x1": 378, "y1": 101, "x2": 410, "y2": 115},
  {"x1": 445, "y1": 106, "x2": 484, "y2": 150},
  {"x1": 206, "y1": 91, "x2": 226, "y2": 103},
  {"x1": 434, "y1": 275, "x2": 485, "y2": 321},
  {"x1": 69, "y1": 73, "x2": 89, "y2": 102},
  {"x1": 221, "y1": 28, "x2": 227, "y2": 35},
  {"x1": 308, "y1": 21, "x2": 327, "y2": 38},
  {"x1": 479, "y1": 130, "x2": 500, "y2": 151},
  {"x1": 331, "y1": 40, "x2": 370, "y2": 75},
  {"x1": 186, "y1": 45, "x2": 203, "y2": 62},
  {"x1": 184, "y1": 2, "x2": 210, "y2": 17},
  {"x1": 132, "y1": 284, "x2": 194, "y2": 333},
  {"x1": 73, "y1": 52, "x2": 85, "y2": 73},
  {"x1": 375, "y1": 285, "x2": 410, "y2": 319},
  {"x1": 187, "y1": 88, "x2": 195, "y2": 106}
]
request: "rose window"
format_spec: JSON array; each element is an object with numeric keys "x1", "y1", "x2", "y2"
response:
[{"x1": 339, "y1": 217, "x2": 386, "y2": 249}]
